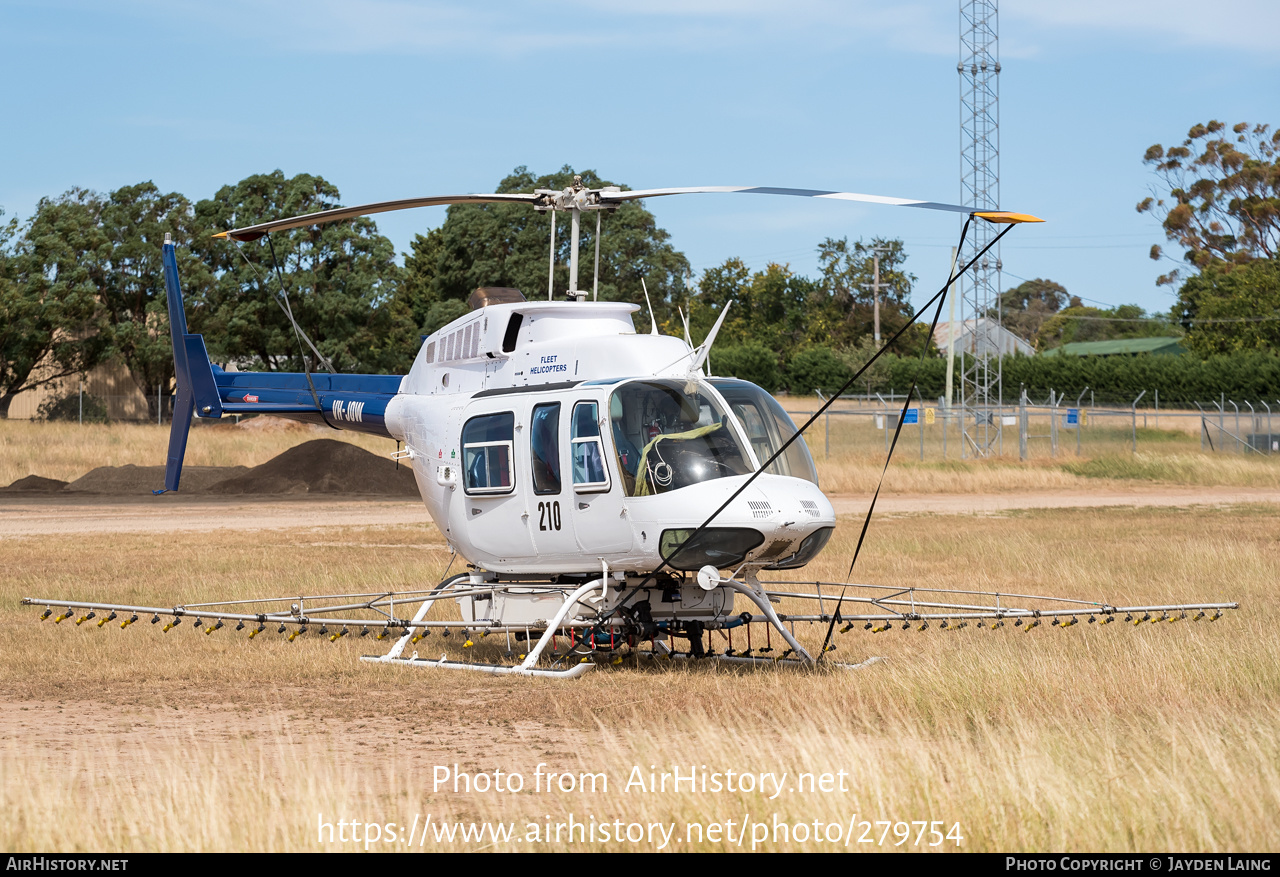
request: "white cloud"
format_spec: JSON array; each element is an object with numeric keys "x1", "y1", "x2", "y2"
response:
[
  {"x1": 1003, "y1": 0, "x2": 1280, "y2": 54},
  {"x1": 108, "y1": 0, "x2": 1280, "y2": 57},
  {"x1": 121, "y1": 0, "x2": 952, "y2": 56}
]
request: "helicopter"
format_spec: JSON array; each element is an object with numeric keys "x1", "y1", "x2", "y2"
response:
[{"x1": 22, "y1": 178, "x2": 1237, "y2": 678}]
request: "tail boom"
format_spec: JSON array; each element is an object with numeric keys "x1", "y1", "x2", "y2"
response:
[{"x1": 158, "y1": 239, "x2": 403, "y2": 493}]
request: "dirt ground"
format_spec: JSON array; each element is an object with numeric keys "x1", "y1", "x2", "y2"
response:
[{"x1": 3, "y1": 696, "x2": 582, "y2": 781}]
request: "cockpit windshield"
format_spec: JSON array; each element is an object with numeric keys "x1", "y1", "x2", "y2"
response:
[
  {"x1": 709, "y1": 378, "x2": 820, "y2": 485},
  {"x1": 609, "y1": 380, "x2": 752, "y2": 496}
]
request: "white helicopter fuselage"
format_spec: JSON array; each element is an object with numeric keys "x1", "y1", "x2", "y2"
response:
[{"x1": 383, "y1": 298, "x2": 836, "y2": 576}]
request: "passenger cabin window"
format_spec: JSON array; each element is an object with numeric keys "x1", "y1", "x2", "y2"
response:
[
  {"x1": 608, "y1": 380, "x2": 751, "y2": 497},
  {"x1": 571, "y1": 401, "x2": 610, "y2": 492},
  {"x1": 462, "y1": 412, "x2": 515, "y2": 495},
  {"x1": 530, "y1": 403, "x2": 561, "y2": 495}
]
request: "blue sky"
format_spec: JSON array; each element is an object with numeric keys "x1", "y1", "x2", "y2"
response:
[{"x1": 2, "y1": 0, "x2": 1277, "y2": 316}]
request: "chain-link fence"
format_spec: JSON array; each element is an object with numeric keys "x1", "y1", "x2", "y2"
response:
[
  {"x1": 8, "y1": 367, "x2": 168, "y2": 424},
  {"x1": 786, "y1": 389, "x2": 1280, "y2": 460}
]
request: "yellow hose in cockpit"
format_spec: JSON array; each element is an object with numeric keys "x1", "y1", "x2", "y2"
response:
[{"x1": 633, "y1": 422, "x2": 723, "y2": 496}]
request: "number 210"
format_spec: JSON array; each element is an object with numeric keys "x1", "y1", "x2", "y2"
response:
[{"x1": 538, "y1": 501, "x2": 562, "y2": 531}]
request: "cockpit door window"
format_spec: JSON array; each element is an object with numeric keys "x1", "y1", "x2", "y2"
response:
[{"x1": 571, "y1": 401, "x2": 610, "y2": 493}]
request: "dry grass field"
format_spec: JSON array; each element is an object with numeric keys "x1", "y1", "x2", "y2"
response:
[
  {"x1": 3, "y1": 418, "x2": 1279, "y2": 852},
  {"x1": 5, "y1": 415, "x2": 1280, "y2": 496},
  {"x1": 3, "y1": 506, "x2": 1277, "y2": 852},
  {"x1": 0, "y1": 419, "x2": 394, "y2": 487}
]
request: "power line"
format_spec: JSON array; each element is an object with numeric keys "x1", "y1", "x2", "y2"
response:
[{"x1": 1028, "y1": 312, "x2": 1280, "y2": 325}]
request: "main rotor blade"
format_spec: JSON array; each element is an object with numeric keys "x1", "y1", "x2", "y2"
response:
[
  {"x1": 598, "y1": 186, "x2": 1043, "y2": 223},
  {"x1": 212, "y1": 193, "x2": 543, "y2": 242},
  {"x1": 600, "y1": 185, "x2": 973, "y2": 212},
  {"x1": 212, "y1": 184, "x2": 1043, "y2": 242}
]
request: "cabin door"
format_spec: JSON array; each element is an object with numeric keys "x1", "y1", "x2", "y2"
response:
[{"x1": 525, "y1": 400, "x2": 580, "y2": 564}]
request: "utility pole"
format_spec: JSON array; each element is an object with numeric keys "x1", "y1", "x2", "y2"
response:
[
  {"x1": 872, "y1": 251, "x2": 881, "y2": 344},
  {"x1": 866, "y1": 245, "x2": 891, "y2": 345},
  {"x1": 944, "y1": 246, "x2": 959, "y2": 408}
]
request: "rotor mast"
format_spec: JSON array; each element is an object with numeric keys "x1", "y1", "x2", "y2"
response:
[{"x1": 536, "y1": 176, "x2": 620, "y2": 302}]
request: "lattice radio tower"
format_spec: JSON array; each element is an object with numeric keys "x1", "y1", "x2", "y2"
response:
[{"x1": 958, "y1": 0, "x2": 1002, "y2": 456}]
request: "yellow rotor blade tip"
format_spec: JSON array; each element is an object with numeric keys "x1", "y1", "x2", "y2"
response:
[{"x1": 974, "y1": 211, "x2": 1045, "y2": 224}]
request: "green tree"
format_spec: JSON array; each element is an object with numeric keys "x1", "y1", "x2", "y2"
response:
[
  {"x1": 1138, "y1": 121, "x2": 1279, "y2": 286},
  {"x1": 710, "y1": 342, "x2": 781, "y2": 392},
  {"x1": 98, "y1": 182, "x2": 213, "y2": 420},
  {"x1": 1176, "y1": 259, "x2": 1280, "y2": 356},
  {"x1": 1035, "y1": 304, "x2": 1181, "y2": 350},
  {"x1": 815, "y1": 236, "x2": 917, "y2": 350},
  {"x1": 836, "y1": 336, "x2": 891, "y2": 395},
  {"x1": 687, "y1": 257, "x2": 750, "y2": 345},
  {"x1": 401, "y1": 166, "x2": 690, "y2": 331},
  {"x1": 688, "y1": 260, "x2": 814, "y2": 353},
  {"x1": 996, "y1": 278, "x2": 1067, "y2": 344},
  {"x1": 192, "y1": 171, "x2": 415, "y2": 374},
  {"x1": 401, "y1": 226, "x2": 444, "y2": 329},
  {"x1": 785, "y1": 346, "x2": 851, "y2": 395},
  {"x1": 0, "y1": 194, "x2": 111, "y2": 418},
  {"x1": 421, "y1": 299, "x2": 469, "y2": 336}
]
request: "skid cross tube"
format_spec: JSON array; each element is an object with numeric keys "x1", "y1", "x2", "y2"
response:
[{"x1": 362, "y1": 577, "x2": 608, "y2": 677}]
